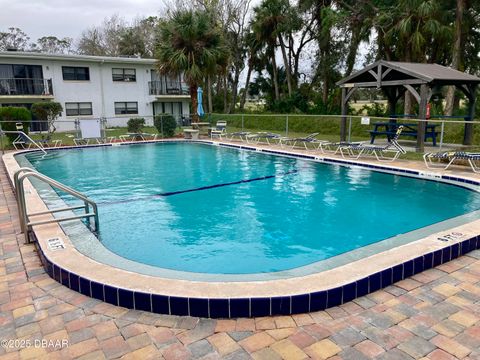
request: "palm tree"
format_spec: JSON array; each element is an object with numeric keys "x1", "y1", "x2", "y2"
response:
[
  {"x1": 239, "y1": 30, "x2": 263, "y2": 111},
  {"x1": 155, "y1": 10, "x2": 229, "y2": 122},
  {"x1": 252, "y1": 0, "x2": 297, "y2": 99}
]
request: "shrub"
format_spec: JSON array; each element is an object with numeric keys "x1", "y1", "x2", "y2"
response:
[
  {"x1": 127, "y1": 117, "x2": 145, "y2": 133},
  {"x1": 31, "y1": 102, "x2": 63, "y2": 134},
  {"x1": 0, "y1": 107, "x2": 32, "y2": 142},
  {"x1": 154, "y1": 114, "x2": 177, "y2": 138}
]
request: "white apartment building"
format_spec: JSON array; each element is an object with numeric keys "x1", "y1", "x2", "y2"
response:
[{"x1": 0, "y1": 51, "x2": 191, "y2": 131}]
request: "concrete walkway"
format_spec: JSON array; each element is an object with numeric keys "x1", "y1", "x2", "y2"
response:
[{"x1": 1, "y1": 162, "x2": 480, "y2": 360}]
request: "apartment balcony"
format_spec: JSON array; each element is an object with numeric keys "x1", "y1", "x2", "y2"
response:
[
  {"x1": 0, "y1": 78, "x2": 54, "y2": 98},
  {"x1": 148, "y1": 81, "x2": 189, "y2": 97}
]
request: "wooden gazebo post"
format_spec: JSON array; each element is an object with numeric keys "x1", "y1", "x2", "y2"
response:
[
  {"x1": 416, "y1": 84, "x2": 429, "y2": 153},
  {"x1": 340, "y1": 87, "x2": 348, "y2": 141}
]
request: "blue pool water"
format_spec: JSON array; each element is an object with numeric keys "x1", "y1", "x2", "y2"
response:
[{"x1": 24, "y1": 143, "x2": 480, "y2": 274}]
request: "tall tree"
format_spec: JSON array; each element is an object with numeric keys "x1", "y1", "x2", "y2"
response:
[
  {"x1": 239, "y1": 30, "x2": 263, "y2": 111},
  {"x1": 77, "y1": 15, "x2": 127, "y2": 56},
  {"x1": 383, "y1": 0, "x2": 452, "y2": 114},
  {"x1": 252, "y1": 0, "x2": 296, "y2": 98},
  {"x1": 445, "y1": 0, "x2": 466, "y2": 116},
  {"x1": 225, "y1": 0, "x2": 252, "y2": 113},
  {"x1": 0, "y1": 27, "x2": 30, "y2": 51},
  {"x1": 155, "y1": 9, "x2": 229, "y2": 122},
  {"x1": 35, "y1": 36, "x2": 73, "y2": 54}
]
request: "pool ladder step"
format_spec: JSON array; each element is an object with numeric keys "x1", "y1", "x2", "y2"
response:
[{"x1": 13, "y1": 167, "x2": 99, "y2": 244}]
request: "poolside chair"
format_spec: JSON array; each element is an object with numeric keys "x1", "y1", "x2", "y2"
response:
[
  {"x1": 246, "y1": 132, "x2": 282, "y2": 145},
  {"x1": 12, "y1": 132, "x2": 34, "y2": 150},
  {"x1": 279, "y1": 133, "x2": 330, "y2": 151},
  {"x1": 424, "y1": 151, "x2": 480, "y2": 173},
  {"x1": 35, "y1": 134, "x2": 62, "y2": 148},
  {"x1": 220, "y1": 131, "x2": 251, "y2": 142},
  {"x1": 210, "y1": 120, "x2": 227, "y2": 139},
  {"x1": 339, "y1": 125, "x2": 406, "y2": 162},
  {"x1": 119, "y1": 133, "x2": 157, "y2": 142}
]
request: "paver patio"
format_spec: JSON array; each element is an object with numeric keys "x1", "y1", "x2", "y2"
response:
[{"x1": 1, "y1": 159, "x2": 480, "y2": 359}]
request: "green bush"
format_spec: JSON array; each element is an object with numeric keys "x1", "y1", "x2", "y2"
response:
[
  {"x1": 154, "y1": 114, "x2": 177, "y2": 138},
  {"x1": 0, "y1": 107, "x2": 32, "y2": 142},
  {"x1": 127, "y1": 117, "x2": 145, "y2": 133},
  {"x1": 31, "y1": 102, "x2": 63, "y2": 134}
]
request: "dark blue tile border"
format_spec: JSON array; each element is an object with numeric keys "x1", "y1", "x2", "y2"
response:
[
  {"x1": 170, "y1": 296, "x2": 189, "y2": 316},
  {"x1": 209, "y1": 299, "x2": 229, "y2": 318},
  {"x1": 189, "y1": 298, "x2": 209, "y2": 318},
  {"x1": 134, "y1": 292, "x2": 152, "y2": 312},
  {"x1": 271, "y1": 296, "x2": 291, "y2": 315},
  {"x1": 251, "y1": 297, "x2": 271, "y2": 317}
]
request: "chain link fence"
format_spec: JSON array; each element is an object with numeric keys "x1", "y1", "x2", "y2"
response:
[{"x1": 1, "y1": 113, "x2": 479, "y2": 153}]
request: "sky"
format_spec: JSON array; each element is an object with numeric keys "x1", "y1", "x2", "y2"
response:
[{"x1": 0, "y1": 0, "x2": 165, "y2": 42}]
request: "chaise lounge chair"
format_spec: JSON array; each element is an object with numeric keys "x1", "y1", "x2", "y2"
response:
[
  {"x1": 210, "y1": 121, "x2": 227, "y2": 138},
  {"x1": 278, "y1": 133, "x2": 330, "y2": 150},
  {"x1": 424, "y1": 151, "x2": 480, "y2": 173},
  {"x1": 338, "y1": 125, "x2": 406, "y2": 162},
  {"x1": 246, "y1": 132, "x2": 282, "y2": 145},
  {"x1": 220, "y1": 131, "x2": 251, "y2": 142}
]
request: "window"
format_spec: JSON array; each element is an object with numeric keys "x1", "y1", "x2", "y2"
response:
[
  {"x1": 65, "y1": 102, "x2": 93, "y2": 116},
  {"x1": 114, "y1": 102, "x2": 138, "y2": 115},
  {"x1": 112, "y1": 68, "x2": 136, "y2": 82},
  {"x1": 62, "y1": 66, "x2": 90, "y2": 81}
]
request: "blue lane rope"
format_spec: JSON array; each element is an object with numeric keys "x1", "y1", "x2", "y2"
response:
[{"x1": 98, "y1": 169, "x2": 299, "y2": 206}]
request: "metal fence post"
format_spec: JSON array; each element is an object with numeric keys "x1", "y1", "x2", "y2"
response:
[
  {"x1": 348, "y1": 116, "x2": 352, "y2": 142},
  {"x1": 0, "y1": 123, "x2": 3, "y2": 155},
  {"x1": 286, "y1": 114, "x2": 289, "y2": 137},
  {"x1": 161, "y1": 115, "x2": 164, "y2": 138},
  {"x1": 439, "y1": 120, "x2": 445, "y2": 151}
]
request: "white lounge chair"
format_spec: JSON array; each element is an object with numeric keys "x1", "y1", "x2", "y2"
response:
[
  {"x1": 210, "y1": 121, "x2": 227, "y2": 138},
  {"x1": 424, "y1": 151, "x2": 480, "y2": 173},
  {"x1": 339, "y1": 125, "x2": 406, "y2": 162}
]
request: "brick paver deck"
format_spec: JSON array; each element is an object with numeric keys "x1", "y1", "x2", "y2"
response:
[{"x1": 1, "y1": 161, "x2": 480, "y2": 359}]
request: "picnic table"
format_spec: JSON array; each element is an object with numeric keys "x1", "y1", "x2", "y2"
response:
[{"x1": 369, "y1": 122, "x2": 439, "y2": 146}]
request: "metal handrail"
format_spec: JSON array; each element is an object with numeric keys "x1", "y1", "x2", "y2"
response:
[
  {"x1": 14, "y1": 167, "x2": 99, "y2": 243},
  {"x1": 0, "y1": 130, "x2": 47, "y2": 154}
]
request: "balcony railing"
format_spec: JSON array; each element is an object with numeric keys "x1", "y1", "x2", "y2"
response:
[
  {"x1": 148, "y1": 81, "x2": 189, "y2": 96},
  {"x1": 0, "y1": 78, "x2": 53, "y2": 96}
]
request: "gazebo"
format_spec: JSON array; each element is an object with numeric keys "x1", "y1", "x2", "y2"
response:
[{"x1": 336, "y1": 60, "x2": 480, "y2": 152}]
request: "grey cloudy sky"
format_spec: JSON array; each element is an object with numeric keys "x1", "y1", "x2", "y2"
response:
[{"x1": 0, "y1": 0, "x2": 164, "y2": 42}]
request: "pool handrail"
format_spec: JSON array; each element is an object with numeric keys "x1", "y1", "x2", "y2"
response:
[{"x1": 14, "y1": 167, "x2": 99, "y2": 243}]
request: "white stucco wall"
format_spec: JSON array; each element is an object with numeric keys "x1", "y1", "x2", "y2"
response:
[{"x1": 0, "y1": 53, "x2": 191, "y2": 132}]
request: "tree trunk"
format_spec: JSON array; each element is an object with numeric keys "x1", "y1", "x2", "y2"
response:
[
  {"x1": 229, "y1": 68, "x2": 240, "y2": 114},
  {"x1": 223, "y1": 74, "x2": 228, "y2": 113},
  {"x1": 240, "y1": 64, "x2": 253, "y2": 111},
  {"x1": 345, "y1": 27, "x2": 361, "y2": 76},
  {"x1": 190, "y1": 84, "x2": 198, "y2": 123},
  {"x1": 278, "y1": 35, "x2": 293, "y2": 97},
  {"x1": 404, "y1": 92, "x2": 413, "y2": 116},
  {"x1": 271, "y1": 47, "x2": 280, "y2": 101},
  {"x1": 207, "y1": 75, "x2": 213, "y2": 113},
  {"x1": 445, "y1": 0, "x2": 465, "y2": 116}
]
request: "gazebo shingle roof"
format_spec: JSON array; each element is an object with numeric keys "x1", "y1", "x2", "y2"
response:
[{"x1": 337, "y1": 60, "x2": 480, "y2": 86}]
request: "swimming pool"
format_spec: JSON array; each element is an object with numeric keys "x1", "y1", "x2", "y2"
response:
[
  {"x1": 21, "y1": 142, "x2": 480, "y2": 275},
  {"x1": 7, "y1": 140, "x2": 480, "y2": 317}
]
